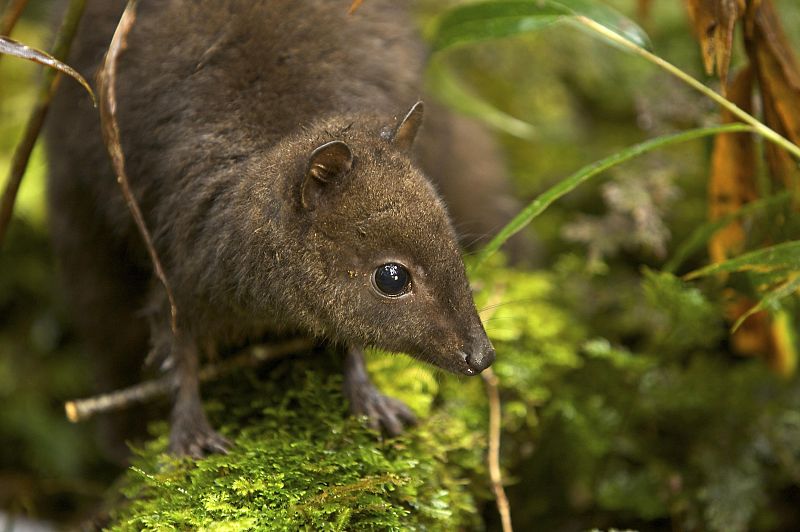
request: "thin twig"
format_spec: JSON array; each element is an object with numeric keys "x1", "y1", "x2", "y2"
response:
[
  {"x1": 97, "y1": 0, "x2": 178, "y2": 334},
  {"x1": 480, "y1": 285, "x2": 513, "y2": 532},
  {"x1": 64, "y1": 338, "x2": 314, "y2": 422},
  {"x1": 483, "y1": 368, "x2": 513, "y2": 532},
  {"x1": 0, "y1": 0, "x2": 29, "y2": 36},
  {"x1": 0, "y1": 0, "x2": 87, "y2": 246}
]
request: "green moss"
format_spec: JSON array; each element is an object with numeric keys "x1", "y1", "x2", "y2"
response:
[{"x1": 108, "y1": 357, "x2": 484, "y2": 531}]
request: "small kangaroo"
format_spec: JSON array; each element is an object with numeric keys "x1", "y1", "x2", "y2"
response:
[{"x1": 47, "y1": 0, "x2": 504, "y2": 457}]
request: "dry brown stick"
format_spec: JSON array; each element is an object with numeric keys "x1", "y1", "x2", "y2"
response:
[
  {"x1": 0, "y1": 0, "x2": 29, "y2": 36},
  {"x1": 64, "y1": 338, "x2": 315, "y2": 423},
  {"x1": 482, "y1": 367, "x2": 513, "y2": 532},
  {"x1": 97, "y1": 0, "x2": 178, "y2": 334},
  {"x1": 0, "y1": 0, "x2": 87, "y2": 246},
  {"x1": 481, "y1": 285, "x2": 513, "y2": 532}
]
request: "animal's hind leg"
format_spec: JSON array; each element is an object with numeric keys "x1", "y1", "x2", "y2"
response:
[{"x1": 167, "y1": 333, "x2": 231, "y2": 458}]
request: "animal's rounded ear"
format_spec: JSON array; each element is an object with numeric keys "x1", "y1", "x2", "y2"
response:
[
  {"x1": 301, "y1": 140, "x2": 354, "y2": 210},
  {"x1": 390, "y1": 101, "x2": 424, "y2": 151}
]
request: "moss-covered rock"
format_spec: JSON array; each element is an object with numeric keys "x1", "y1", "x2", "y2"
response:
[{"x1": 108, "y1": 357, "x2": 485, "y2": 531}]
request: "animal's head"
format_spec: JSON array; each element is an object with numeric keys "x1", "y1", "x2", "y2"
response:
[{"x1": 285, "y1": 102, "x2": 494, "y2": 375}]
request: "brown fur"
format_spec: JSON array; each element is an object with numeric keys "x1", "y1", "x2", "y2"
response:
[{"x1": 47, "y1": 0, "x2": 505, "y2": 456}]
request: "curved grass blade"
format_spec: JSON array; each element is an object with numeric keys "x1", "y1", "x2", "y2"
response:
[
  {"x1": 432, "y1": 0, "x2": 650, "y2": 53},
  {"x1": 574, "y1": 16, "x2": 800, "y2": 161},
  {"x1": 663, "y1": 191, "x2": 793, "y2": 274},
  {"x1": 98, "y1": 0, "x2": 178, "y2": 334},
  {"x1": 684, "y1": 240, "x2": 800, "y2": 280},
  {"x1": 433, "y1": 2, "x2": 562, "y2": 52},
  {"x1": 557, "y1": 0, "x2": 651, "y2": 50},
  {"x1": 426, "y1": 59, "x2": 537, "y2": 139},
  {"x1": 431, "y1": 1, "x2": 800, "y2": 162},
  {"x1": 470, "y1": 123, "x2": 754, "y2": 271},
  {"x1": 0, "y1": 36, "x2": 95, "y2": 103},
  {"x1": 0, "y1": 0, "x2": 89, "y2": 246}
]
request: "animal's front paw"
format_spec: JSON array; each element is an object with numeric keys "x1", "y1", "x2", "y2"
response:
[
  {"x1": 346, "y1": 382, "x2": 417, "y2": 437},
  {"x1": 343, "y1": 345, "x2": 417, "y2": 436},
  {"x1": 169, "y1": 414, "x2": 231, "y2": 458}
]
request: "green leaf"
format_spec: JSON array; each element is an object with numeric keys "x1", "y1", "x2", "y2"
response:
[
  {"x1": 471, "y1": 123, "x2": 754, "y2": 271},
  {"x1": 432, "y1": 0, "x2": 650, "y2": 53},
  {"x1": 664, "y1": 192, "x2": 793, "y2": 274},
  {"x1": 684, "y1": 240, "x2": 800, "y2": 280},
  {"x1": 428, "y1": 0, "x2": 649, "y2": 138},
  {"x1": 0, "y1": 36, "x2": 95, "y2": 104},
  {"x1": 426, "y1": 59, "x2": 537, "y2": 139},
  {"x1": 432, "y1": 2, "x2": 562, "y2": 52}
]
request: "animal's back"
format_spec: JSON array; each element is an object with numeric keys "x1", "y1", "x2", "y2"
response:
[{"x1": 51, "y1": 0, "x2": 425, "y2": 251}]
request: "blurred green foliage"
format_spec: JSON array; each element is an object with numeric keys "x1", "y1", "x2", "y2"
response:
[
  {"x1": 0, "y1": 10, "x2": 110, "y2": 526},
  {"x1": 3, "y1": 0, "x2": 800, "y2": 530}
]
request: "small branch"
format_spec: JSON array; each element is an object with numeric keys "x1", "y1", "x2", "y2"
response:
[
  {"x1": 0, "y1": 0, "x2": 29, "y2": 36},
  {"x1": 482, "y1": 367, "x2": 513, "y2": 532},
  {"x1": 64, "y1": 338, "x2": 314, "y2": 422},
  {"x1": 0, "y1": 0, "x2": 87, "y2": 246},
  {"x1": 575, "y1": 15, "x2": 800, "y2": 162},
  {"x1": 97, "y1": 0, "x2": 179, "y2": 334},
  {"x1": 480, "y1": 285, "x2": 513, "y2": 532}
]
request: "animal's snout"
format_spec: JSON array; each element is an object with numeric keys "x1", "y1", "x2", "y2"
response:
[{"x1": 465, "y1": 344, "x2": 495, "y2": 374}]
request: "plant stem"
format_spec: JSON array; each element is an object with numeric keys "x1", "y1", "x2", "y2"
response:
[
  {"x1": 574, "y1": 15, "x2": 800, "y2": 161},
  {"x1": 0, "y1": 0, "x2": 28, "y2": 36},
  {"x1": 98, "y1": 0, "x2": 180, "y2": 334},
  {"x1": 480, "y1": 285, "x2": 513, "y2": 532},
  {"x1": 0, "y1": 0, "x2": 87, "y2": 247},
  {"x1": 483, "y1": 368, "x2": 513, "y2": 532}
]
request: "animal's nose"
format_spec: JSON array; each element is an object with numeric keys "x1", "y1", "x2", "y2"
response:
[{"x1": 466, "y1": 345, "x2": 495, "y2": 373}]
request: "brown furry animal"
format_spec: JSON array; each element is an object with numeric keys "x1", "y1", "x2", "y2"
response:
[{"x1": 47, "y1": 0, "x2": 512, "y2": 457}]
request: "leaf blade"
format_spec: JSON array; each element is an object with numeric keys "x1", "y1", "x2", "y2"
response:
[
  {"x1": 731, "y1": 274, "x2": 800, "y2": 333},
  {"x1": 471, "y1": 124, "x2": 754, "y2": 270},
  {"x1": 425, "y1": 59, "x2": 537, "y2": 139},
  {"x1": 0, "y1": 35, "x2": 95, "y2": 104},
  {"x1": 432, "y1": 0, "x2": 651, "y2": 53},
  {"x1": 664, "y1": 191, "x2": 793, "y2": 274},
  {"x1": 684, "y1": 240, "x2": 800, "y2": 280}
]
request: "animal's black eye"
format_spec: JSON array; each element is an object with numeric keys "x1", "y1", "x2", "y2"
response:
[{"x1": 372, "y1": 263, "x2": 411, "y2": 297}]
